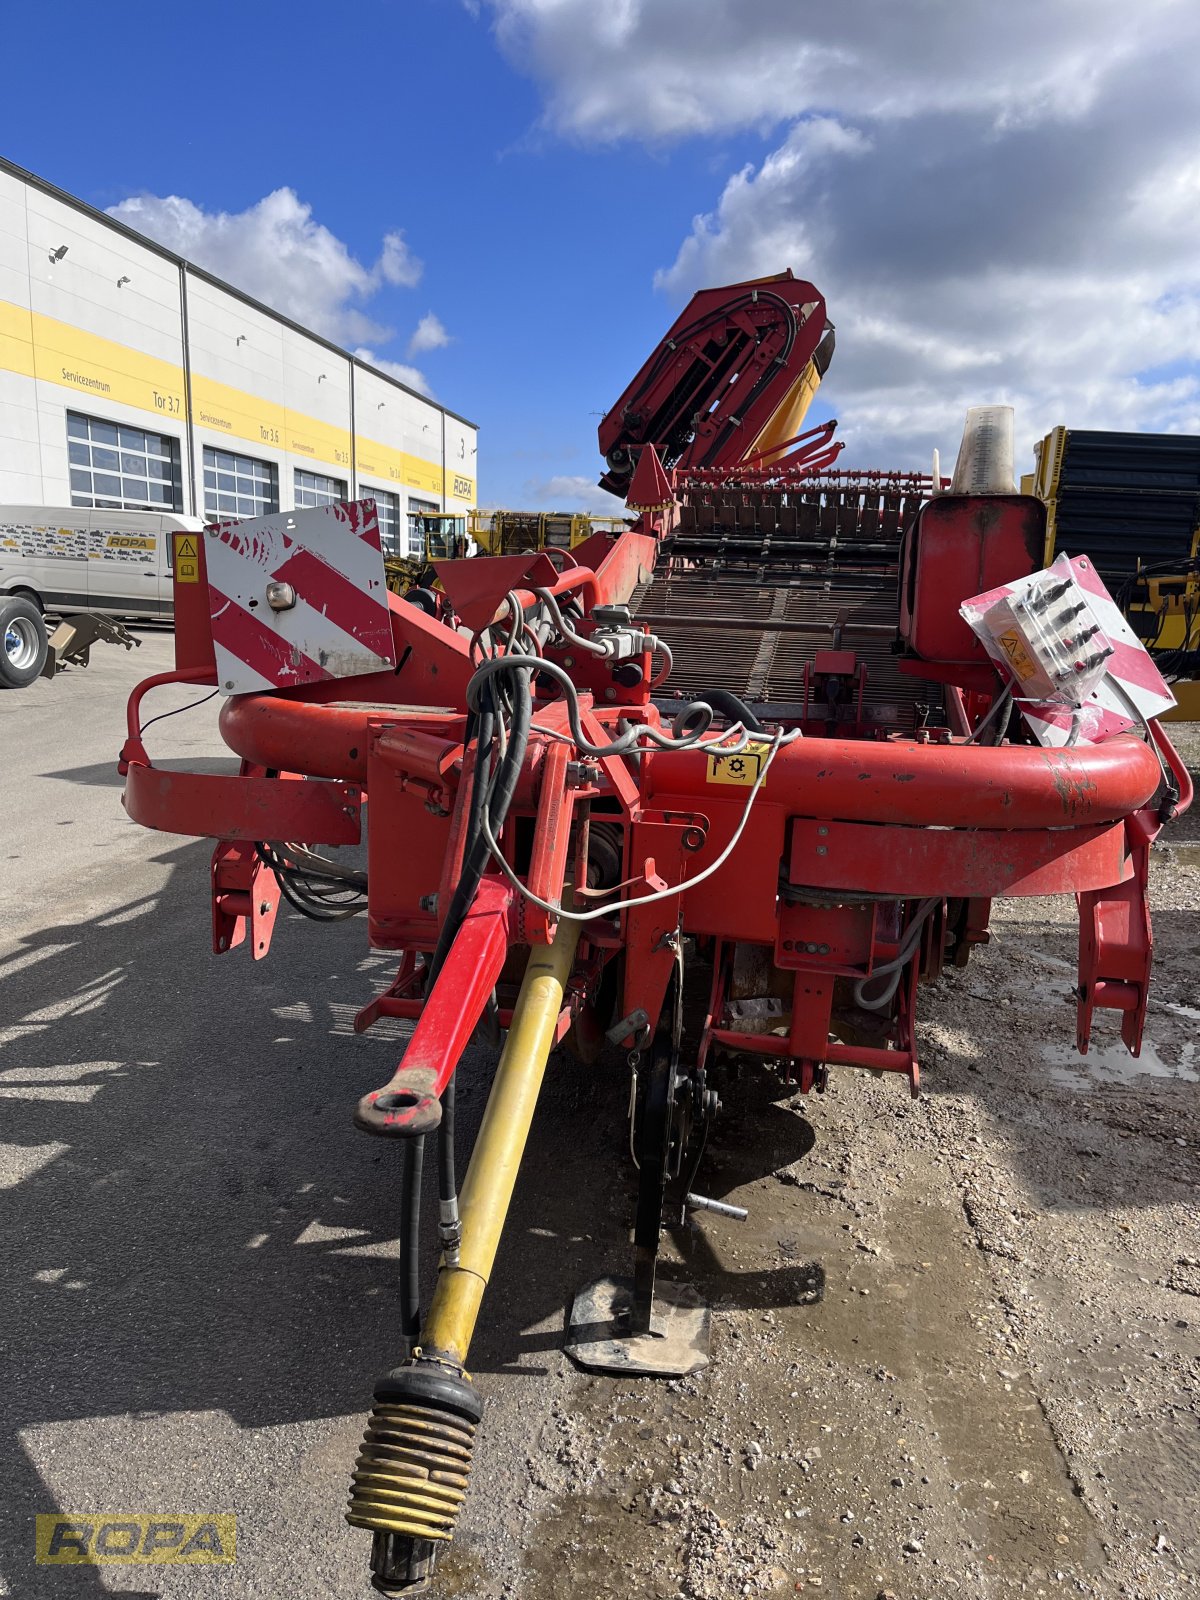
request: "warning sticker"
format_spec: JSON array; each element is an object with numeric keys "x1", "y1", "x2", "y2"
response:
[
  {"x1": 706, "y1": 741, "x2": 769, "y2": 786},
  {"x1": 996, "y1": 628, "x2": 1037, "y2": 682},
  {"x1": 174, "y1": 532, "x2": 199, "y2": 584}
]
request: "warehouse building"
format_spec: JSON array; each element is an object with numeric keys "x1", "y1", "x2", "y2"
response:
[{"x1": 0, "y1": 157, "x2": 477, "y2": 557}]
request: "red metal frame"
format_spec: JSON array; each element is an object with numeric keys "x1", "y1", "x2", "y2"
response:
[
  {"x1": 120, "y1": 271, "x2": 1193, "y2": 1137},
  {"x1": 120, "y1": 516, "x2": 1182, "y2": 1085},
  {"x1": 598, "y1": 270, "x2": 833, "y2": 495}
]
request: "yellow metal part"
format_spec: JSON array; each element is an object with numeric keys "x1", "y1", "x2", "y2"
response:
[
  {"x1": 383, "y1": 513, "x2": 472, "y2": 594},
  {"x1": 746, "y1": 356, "x2": 823, "y2": 464},
  {"x1": 468, "y1": 508, "x2": 627, "y2": 557},
  {"x1": 383, "y1": 555, "x2": 424, "y2": 596},
  {"x1": 421, "y1": 915, "x2": 583, "y2": 1367},
  {"x1": 1163, "y1": 679, "x2": 1200, "y2": 721},
  {"x1": 1031, "y1": 426, "x2": 1069, "y2": 562},
  {"x1": 346, "y1": 1403, "x2": 475, "y2": 1541}
]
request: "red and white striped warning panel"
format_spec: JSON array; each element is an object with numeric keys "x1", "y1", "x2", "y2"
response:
[
  {"x1": 205, "y1": 500, "x2": 396, "y2": 694},
  {"x1": 961, "y1": 552, "x2": 1175, "y2": 747}
]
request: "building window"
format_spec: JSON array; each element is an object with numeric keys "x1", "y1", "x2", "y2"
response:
[
  {"x1": 294, "y1": 469, "x2": 347, "y2": 508},
  {"x1": 203, "y1": 447, "x2": 279, "y2": 520},
  {"x1": 407, "y1": 497, "x2": 439, "y2": 559},
  {"x1": 361, "y1": 487, "x2": 401, "y2": 554},
  {"x1": 67, "y1": 412, "x2": 182, "y2": 511}
]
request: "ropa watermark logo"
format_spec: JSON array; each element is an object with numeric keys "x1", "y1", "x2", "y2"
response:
[{"x1": 36, "y1": 1513, "x2": 236, "y2": 1565}]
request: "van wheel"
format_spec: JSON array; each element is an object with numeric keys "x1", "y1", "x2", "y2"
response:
[{"x1": 0, "y1": 596, "x2": 49, "y2": 688}]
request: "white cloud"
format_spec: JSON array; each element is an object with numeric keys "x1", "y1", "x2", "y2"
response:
[
  {"x1": 519, "y1": 474, "x2": 628, "y2": 513},
  {"x1": 108, "y1": 188, "x2": 423, "y2": 348},
  {"x1": 408, "y1": 313, "x2": 452, "y2": 356},
  {"x1": 375, "y1": 231, "x2": 423, "y2": 289},
  {"x1": 353, "y1": 347, "x2": 433, "y2": 397},
  {"x1": 486, "y1": 0, "x2": 1179, "y2": 143},
  {"x1": 489, "y1": 2, "x2": 1200, "y2": 470}
]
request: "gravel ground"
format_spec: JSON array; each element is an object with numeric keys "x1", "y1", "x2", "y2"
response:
[
  {"x1": 459, "y1": 724, "x2": 1200, "y2": 1600},
  {"x1": 1, "y1": 646, "x2": 1195, "y2": 1600}
]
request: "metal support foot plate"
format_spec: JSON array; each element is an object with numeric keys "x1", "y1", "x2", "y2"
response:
[{"x1": 564, "y1": 1276, "x2": 710, "y2": 1376}]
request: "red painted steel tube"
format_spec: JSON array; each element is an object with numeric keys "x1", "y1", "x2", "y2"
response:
[
  {"x1": 123, "y1": 764, "x2": 362, "y2": 844},
  {"x1": 647, "y1": 733, "x2": 1162, "y2": 828},
  {"x1": 220, "y1": 697, "x2": 464, "y2": 781},
  {"x1": 354, "y1": 878, "x2": 513, "y2": 1137},
  {"x1": 512, "y1": 565, "x2": 600, "y2": 615},
  {"x1": 373, "y1": 725, "x2": 463, "y2": 786},
  {"x1": 121, "y1": 667, "x2": 216, "y2": 767}
]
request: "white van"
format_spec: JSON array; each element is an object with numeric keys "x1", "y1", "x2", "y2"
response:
[{"x1": 0, "y1": 505, "x2": 204, "y2": 624}]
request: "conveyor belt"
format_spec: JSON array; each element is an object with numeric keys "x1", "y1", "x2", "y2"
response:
[
  {"x1": 630, "y1": 571, "x2": 937, "y2": 730},
  {"x1": 628, "y1": 478, "x2": 941, "y2": 730}
]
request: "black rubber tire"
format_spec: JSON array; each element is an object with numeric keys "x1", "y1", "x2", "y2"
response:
[
  {"x1": 0, "y1": 596, "x2": 49, "y2": 688},
  {"x1": 404, "y1": 586, "x2": 439, "y2": 615}
]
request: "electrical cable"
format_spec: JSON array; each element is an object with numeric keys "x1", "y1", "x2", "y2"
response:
[
  {"x1": 530, "y1": 587, "x2": 610, "y2": 656},
  {"x1": 852, "y1": 897, "x2": 940, "y2": 1012},
  {"x1": 467, "y1": 653, "x2": 752, "y2": 759},
  {"x1": 1103, "y1": 671, "x2": 1180, "y2": 818},
  {"x1": 964, "y1": 687, "x2": 1013, "y2": 746},
  {"x1": 256, "y1": 841, "x2": 367, "y2": 921},
  {"x1": 480, "y1": 729, "x2": 799, "y2": 924},
  {"x1": 138, "y1": 688, "x2": 218, "y2": 736},
  {"x1": 529, "y1": 584, "x2": 676, "y2": 692},
  {"x1": 648, "y1": 638, "x2": 674, "y2": 692}
]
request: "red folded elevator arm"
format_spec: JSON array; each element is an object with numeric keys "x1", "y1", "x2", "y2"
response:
[{"x1": 597, "y1": 270, "x2": 836, "y2": 498}]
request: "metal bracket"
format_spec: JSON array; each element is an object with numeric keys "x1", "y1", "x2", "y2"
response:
[
  {"x1": 607, "y1": 1007, "x2": 651, "y2": 1048},
  {"x1": 564, "y1": 1276, "x2": 710, "y2": 1377}
]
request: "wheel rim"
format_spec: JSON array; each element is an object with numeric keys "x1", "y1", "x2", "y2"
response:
[{"x1": 4, "y1": 616, "x2": 40, "y2": 670}]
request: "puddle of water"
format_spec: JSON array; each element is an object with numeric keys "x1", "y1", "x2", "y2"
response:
[
  {"x1": 1162, "y1": 842, "x2": 1200, "y2": 868},
  {"x1": 1042, "y1": 1037, "x2": 1198, "y2": 1088}
]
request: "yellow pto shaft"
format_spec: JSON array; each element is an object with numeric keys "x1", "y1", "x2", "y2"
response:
[{"x1": 421, "y1": 914, "x2": 582, "y2": 1368}]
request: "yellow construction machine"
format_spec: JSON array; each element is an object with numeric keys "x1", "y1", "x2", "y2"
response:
[{"x1": 1025, "y1": 426, "x2": 1200, "y2": 719}]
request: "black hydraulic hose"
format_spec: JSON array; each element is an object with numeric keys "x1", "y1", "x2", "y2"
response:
[
  {"x1": 409, "y1": 702, "x2": 492, "y2": 1318},
  {"x1": 702, "y1": 687, "x2": 765, "y2": 732},
  {"x1": 399, "y1": 1136, "x2": 425, "y2": 1354},
  {"x1": 437, "y1": 1073, "x2": 457, "y2": 1257},
  {"x1": 422, "y1": 670, "x2": 529, "y2": 995},
  {"x1": 487, "y1": 664, "x2": 533, "y2": 830},
  {"x1": 424, "y1": 702, "x2": 494, "y2": 993},
  {"x1": 406, "y1": 666, "x2": 534, "y2": 1313},
  {"x1": 430, "y1": 702, "x2": 491, "y2": 1275}
]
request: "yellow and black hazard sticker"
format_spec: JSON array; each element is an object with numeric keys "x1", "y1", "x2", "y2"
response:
[
  {"x1": 174, "y1": 532, "x2": 200, "y2": 584},
  {"x1": 996, "y1": 628, "x2": 1037, "y2": 682},
  {"x1": 706, "y1": 740, "x2": 769, "y2": 786}
]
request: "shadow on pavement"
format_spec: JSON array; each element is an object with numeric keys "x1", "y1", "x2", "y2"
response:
[{"x1": 38, "y1": 757, "x2": 241, "y2": 790}]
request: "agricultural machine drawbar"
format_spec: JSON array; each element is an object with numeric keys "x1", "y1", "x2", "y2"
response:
[{"x1": 119, "y1": 273, "x2": 1190, "y2": 1594}]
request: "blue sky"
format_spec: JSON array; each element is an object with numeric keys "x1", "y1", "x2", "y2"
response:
[{"x1": 5, "y1": 0, "x2": 1199, "y2": 510}]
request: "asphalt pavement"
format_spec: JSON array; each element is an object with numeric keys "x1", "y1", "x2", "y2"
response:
[
  {"x1": 4, "y1": 637, "x2": 1197, "y2": 1600},
  {"x1": 0, "y1": 635, "x2": 624, "y2": 1598}
]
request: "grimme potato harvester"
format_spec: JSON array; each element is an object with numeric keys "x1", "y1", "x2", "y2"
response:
[{"x1": 119, "y1": 271, "x2": 1191, "y2": 1593}]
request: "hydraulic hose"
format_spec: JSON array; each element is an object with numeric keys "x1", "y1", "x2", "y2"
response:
[
  {"x1": 701, "y1": 686, "x2": 765, "y2": 732},
  {"x1": 400, "y1": 667, "x2": 536, "y2": 1338},
  {"x1": 399, "y1": 1138, "x2": 425, "y2": 1355}
]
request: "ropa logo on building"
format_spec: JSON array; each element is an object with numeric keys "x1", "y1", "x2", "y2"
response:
[{"x1": 36, "y1": 1513, "x2": 236, "y2": 1565}]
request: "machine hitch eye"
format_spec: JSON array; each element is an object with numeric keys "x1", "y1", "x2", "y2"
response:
[{"x1": 354, "y1": 1086, "x2": 443, "y2": 1137}]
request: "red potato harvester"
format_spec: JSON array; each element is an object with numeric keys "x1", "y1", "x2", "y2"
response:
[{"x1": 119, "y1": 272, "x2": 1191, "y2": 1595}]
